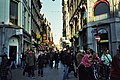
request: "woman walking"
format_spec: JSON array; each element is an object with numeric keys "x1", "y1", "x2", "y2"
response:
[
  {"x1": 110, "y1": 45, "x2": 120, "y2": 80},
  {"x1": 77, "y1": 53, "x2": 93, "y2": 80}
]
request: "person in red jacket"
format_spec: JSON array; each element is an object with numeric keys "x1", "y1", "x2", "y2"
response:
[{"x1": 110, "y1": 45, "x2": 120, "y2": 80}]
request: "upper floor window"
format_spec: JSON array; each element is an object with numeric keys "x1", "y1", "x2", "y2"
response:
[
  {"x1": 119, "y1": 3, "x2": 120, "y2": 17},
  {"x1": 81, "y1": 7, "x2": 87, "y2": 27},
  {"x1": 94, "y1": 2, "x2": 110, "y2": 21},
  {"x1": 10, "y1": 0, "x2": 18, "y2": 25},
  {"x1": 119, "y1": 3, "x2": 120, "y2": 11}
]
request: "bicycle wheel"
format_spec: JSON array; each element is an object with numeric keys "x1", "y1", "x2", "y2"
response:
[
  {"x1": 93, "y1": 69, "x2": 99, "y2": 80},
  {"x1": 7, "y1": 69, "x2": 12, "y2": 80}
]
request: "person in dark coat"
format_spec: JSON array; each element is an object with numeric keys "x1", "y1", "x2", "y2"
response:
[
  {"x1": 0, "y1": 53, "x2": 8, "y2": 80},
  {"x1": 77, "y1": 53, "x2": 93, "y2": 80},
  {"x1": 49, "y1": 50, "x2": 54, "y2": 69},
  {"x1": 54, "y1": 51, "x2": 59, "y2": 69},
  {"x1": 110, "y1": 45, "x2": 120, "y2": 80},
  {"x1": 10, "y1": 50, "x2": 17, "y2": 69},
  {"x1": 37, "y1": 51, "x2": 45, "y2": 77},
  {"x1": 25, "y1": 50, "x2": 36, "y2": 77}
]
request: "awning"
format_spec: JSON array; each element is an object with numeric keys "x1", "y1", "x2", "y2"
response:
[{"x1": 38, "y1": 44, "x2": 46, "y2": 51}]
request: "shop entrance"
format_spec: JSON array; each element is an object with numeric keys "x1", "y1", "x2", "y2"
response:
[
  {"x1": 97, "y1": 29, "x2": 109, "y2": 57},
  {"x1": 9, "y1": 46, "x2": 17, "y2": 60}
]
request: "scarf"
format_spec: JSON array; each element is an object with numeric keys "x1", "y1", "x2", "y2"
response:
[{"x1": 80, "y1": 54, "x2": 91, "y2": 68}]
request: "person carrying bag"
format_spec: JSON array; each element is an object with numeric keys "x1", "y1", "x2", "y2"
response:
[{"x1": 101, "y1": 49, "x2": 112, "y2": 80}]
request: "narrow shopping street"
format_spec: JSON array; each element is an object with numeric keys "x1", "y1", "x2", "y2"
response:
[
  {"x1": 0, "y1": 0, "x2": 120, "y2": 80},
  {"x1": 11, "y1": 62, "x2": 78, "y2": 80}
]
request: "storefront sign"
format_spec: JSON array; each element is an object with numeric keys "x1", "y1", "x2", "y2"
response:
[{"x1": 16, "y1": 29, "x2": 23, "y2": 35}]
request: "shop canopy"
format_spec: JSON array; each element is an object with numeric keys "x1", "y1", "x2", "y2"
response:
[{"x1": 38, "y1": 44, "x2": 46, "y2": 51}]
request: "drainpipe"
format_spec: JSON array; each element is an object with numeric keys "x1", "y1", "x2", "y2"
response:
[{"x1": 2, "y1": 23, "x2": 5, "y2": 53}]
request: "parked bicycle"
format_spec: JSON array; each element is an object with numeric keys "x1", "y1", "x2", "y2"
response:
[{"x1": 0, "y1": 54, "x2": 12, "y2": 80}]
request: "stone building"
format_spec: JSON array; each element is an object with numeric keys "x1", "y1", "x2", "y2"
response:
[
  {"x1": 63, "y1": 0, "x2": 120, "y2": 56},
  {"x1": 0, "y1": 0, "x2": 42, "y2": 65}
]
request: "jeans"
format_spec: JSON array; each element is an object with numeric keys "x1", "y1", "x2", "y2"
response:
[
  {"x1": 38, "y1": 68, "x2": 43, "y2": 76},
  {"x1": 10, "y1": 61, "x2": 17, "y2": 69},
  {"x1": 63, "y1": 65, "x2": 69, "y2": 80}
]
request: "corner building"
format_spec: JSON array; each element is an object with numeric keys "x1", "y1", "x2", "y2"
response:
[
  {"x1": 64, "y1": 0, "x2": 120, "y2": 56},
  {"x1": 0, "y1": 0, "x2": 32, "y2": 65}
]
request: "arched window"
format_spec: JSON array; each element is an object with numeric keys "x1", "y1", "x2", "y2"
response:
[
  {"x1": 98, "y1": 29, "x2": 107, "y2": 34},
  {"x1": 94, "y1": 2, "x2": 110, "y2": 21},
  {"x1": 94, "y1": 2, "x2": 110, "y2": 16}
]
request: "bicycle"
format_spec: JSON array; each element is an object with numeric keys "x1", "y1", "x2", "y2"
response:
[
  {"x1": 91, "y1": 61, "x2": 100, "y2": 80},
  {"x1": 99, "y1": 63, "x2": 111, "y2": 80},
  {"x1": 0, "y1": 54, "x2": 12, "y2": 80}
]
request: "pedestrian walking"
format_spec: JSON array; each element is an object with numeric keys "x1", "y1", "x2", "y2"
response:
[
  {"x1": 21, "y1": 52, "x2": 26, "y2": 69},
  {"x1": 77, "y1": 53, "x2": 93, "y2": 80},
  {"x1": 76, "y1": 50, "x2": 85, "y2": 66},
  {"x1": 25, "y1": 50, "x2": 36, "y2": 78},
  {"x1": 10, "y1": 50, "x2": 17, "y2": 69},
  {"x1": 101, "y1": 48, "x2": 112, "y2": 80},
  {"x1": 43, "y1": 51, "x2": 49, "y2": 67},
  {"x1": 0, "y1": 53, "x2": 9, "y2": 80},
  {"x1": 62, "y1": 50, "x2": 70, "y2": 80},
  {"x1": 68, "y1": 50, "x2": 77, "y2": 78},
  {"x1": 37, "y1": 51, "x2": 45, "y2": 77},
  {"x1": 49, "y1": 50, "x2": 54, "y2": 69},
  {"x1": 110, "y1": 45, "x2": 120, "y2": 80},
  {"x1": 63, "y1": 64, "x2": 69, "y2": 80},
  {"x1": 23, "y1": 49, "x2": 29, "y2": 76},
  {"x1": 53, "y1": 51, "x2": 59, "y2": 69}
]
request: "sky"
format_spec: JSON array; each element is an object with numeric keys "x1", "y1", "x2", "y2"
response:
[{"x1": 41, "y1": 0, "x2": 63, "y2": 44}]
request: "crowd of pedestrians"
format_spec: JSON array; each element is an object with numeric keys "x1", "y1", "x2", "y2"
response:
[
  {"x1": 21, "y1": 49, "x2": 61, "y2": 78},
  {"x1": 13, "y1": 45, "x2": 120, "y2": 80},
  {"x1": 1, "y1": 44, "x2": 120, "y2": 80},
  {"x1": 76, "y1": 46, "x2": 120, "y2": 80}
]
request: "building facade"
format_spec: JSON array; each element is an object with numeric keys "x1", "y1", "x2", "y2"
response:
[
  {"x1": 63, "y1": 0, "x2": 120, "y2": 56},
  {"x1": 0, "y1": 0, "x2": 32, "y2": 65},
  {"x1": 31, "y1": 0, "x2": 42, "y2": 52},
  {"x1": 0, "y1": 0, "x2": 46, "y2": 65}
]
